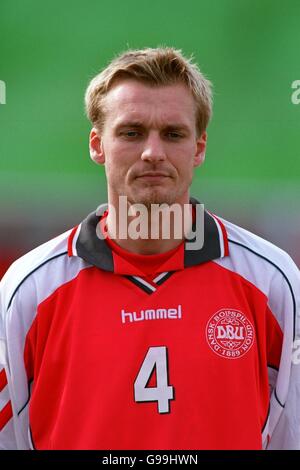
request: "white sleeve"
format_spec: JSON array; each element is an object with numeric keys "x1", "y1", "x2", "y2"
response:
[
  {"x1": 0, "y1": 229, "x2": 78, "y2": 450},
  {"x1": 0, "y1": 275, "x2": 32, "y2": 450},
  {"x1": 267, "y1": 257, "x2": 300, "y2": 449},
  {"x1": 0, "y1": 341, "x2": 17, "y2": 449}
]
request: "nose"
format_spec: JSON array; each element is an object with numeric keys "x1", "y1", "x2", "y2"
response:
[{"x1": 141, "y1": 132, "x2": 167, "y2": 162}]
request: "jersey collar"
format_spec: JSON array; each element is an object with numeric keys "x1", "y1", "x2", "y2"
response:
[{"x1": 68, "y1": 197, "x2": 229, "y2": 273}]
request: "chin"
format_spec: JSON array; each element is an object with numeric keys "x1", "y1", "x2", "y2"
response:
[{"x1": 132, "y1": 190, "x2": 179, "y2": 209}]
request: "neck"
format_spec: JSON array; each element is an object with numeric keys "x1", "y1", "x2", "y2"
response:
[{"x1": 105, "y1": 195, "x2": 192, "y2": 255}]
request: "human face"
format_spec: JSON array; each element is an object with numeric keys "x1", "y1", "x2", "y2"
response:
[{"x1": 89, "y1": 80, "x2": 206, "y2": 208}]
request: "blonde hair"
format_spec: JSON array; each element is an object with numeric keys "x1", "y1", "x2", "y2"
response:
[{"x1": 85, "y1": 47, "x2": 213, "y2": 136}]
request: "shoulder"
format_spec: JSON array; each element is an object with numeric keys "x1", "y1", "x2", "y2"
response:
[
  {"x1": 0, "y1": 228, "x2": 90, "y2": 314},
  {"x1": 219, "y1": 215, "x2": 299, "y2": 280},
  {"x1": 214, "y1": 215, "x2": 300, "y2": 340},
  {"x1": 215, "y1": 215, "x2": 300, "y2": 336}
]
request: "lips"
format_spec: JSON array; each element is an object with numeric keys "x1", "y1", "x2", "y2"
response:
[
  {"x1": 137, "y1": 173, "x2": 170, "y2": 183},
  {"x1": 137, "y1": 172, "x2": 170, "y2": 178}
]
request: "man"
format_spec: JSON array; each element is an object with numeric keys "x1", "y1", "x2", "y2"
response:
[{"x1": 0, "y1": 47, "x2": 299, "y2": 450}]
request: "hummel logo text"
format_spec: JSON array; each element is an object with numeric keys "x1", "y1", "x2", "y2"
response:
[{"x1": 121, "y1": 305, "x2": 182, "y2": 324}]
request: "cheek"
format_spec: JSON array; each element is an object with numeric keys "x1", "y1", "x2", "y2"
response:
[
  {"x1": 172, "y1": 148, "x2": 196, "y2": 175},
  {"x1": 106, "y1": 143, "x2": 139, "y2": 173},
  {"x1": 105, "y1": 152, "x2": 130, "y2": 185},
  {"x1": 106, "y1": 160, "x2": 123, "y2": 182}
]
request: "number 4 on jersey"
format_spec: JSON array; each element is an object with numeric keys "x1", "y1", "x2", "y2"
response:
[{"x1": 134, "y1": 346, "x2": 174, "y2": 414}]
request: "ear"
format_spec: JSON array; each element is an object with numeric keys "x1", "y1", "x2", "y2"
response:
[
  {"x1": 89, "y1": 128, "x2": 105, "y2": 165},
  {"x1": 193, "y1": 131, "x2": 207, "y2": 168}
]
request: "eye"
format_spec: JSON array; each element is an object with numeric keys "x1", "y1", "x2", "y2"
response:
[
  {"x1": 121, "y1": 130, "x2": 141, "y2": 138},
  {"x1": 126, "y1": 131, "x2": 139, "y2": 137},
  {"x1": 167, "y1": 132, "x2": 183, "y2": 139}
]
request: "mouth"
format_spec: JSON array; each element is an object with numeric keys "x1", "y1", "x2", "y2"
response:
[{"x1": 136, "y1": 172, "x2": 171, "y2": 182}]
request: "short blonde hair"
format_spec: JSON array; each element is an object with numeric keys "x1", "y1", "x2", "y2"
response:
[{"x1": 85, "y1": 47, "x2": 213, "y2": 136}]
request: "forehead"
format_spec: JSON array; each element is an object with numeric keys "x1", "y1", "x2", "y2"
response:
[{"x1": 103, "y1": 80, "x2": 196, "y2": 127}]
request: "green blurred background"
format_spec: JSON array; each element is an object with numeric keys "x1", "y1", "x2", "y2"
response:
[{"x1": 0, "y1": 0, "x2": 299, "y2": 275}]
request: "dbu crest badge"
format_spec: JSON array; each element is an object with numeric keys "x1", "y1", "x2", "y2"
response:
[{"x1": 206, "y1": 309, "x2": 255, "y2": 359}]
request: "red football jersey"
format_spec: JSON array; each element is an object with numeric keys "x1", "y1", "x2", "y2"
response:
[{"x1": 0, "y1": 199, "x2": 299, "y2": 449}]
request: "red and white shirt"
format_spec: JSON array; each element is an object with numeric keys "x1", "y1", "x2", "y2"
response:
[{"x1": 0, "y1": 198, "x2": 299, "y2": 449}]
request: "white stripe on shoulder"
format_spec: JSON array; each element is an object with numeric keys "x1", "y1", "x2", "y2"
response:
[
  {"x1": 71, "y1": 223, "x2": 81, "y2": 257},
  {"x1": 0, "y1": 228, "x2": 91, "y2": 312},
  {"x1": 209, "y1": 213, "x2": 225, "y2": 258},
  {"x1": 214, "y1": 217, "x2": 299, "y2": 336},
  {"x1": 219, "y1": 216, "x2": 299, "y2": 273},
  {"x1": 215, "y1": 217, "x2": 300, "y2": 310}
]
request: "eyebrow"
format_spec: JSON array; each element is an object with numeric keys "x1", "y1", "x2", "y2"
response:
[
  {"x1": 164, "y1": 124, "x2": 190, "y2": 132},
  {"x1": 115, "y1": 121, "x2": 191, "y2": 132},
  {"x1": 115, "y1": 121, "x2": 144, "y2": 129}
]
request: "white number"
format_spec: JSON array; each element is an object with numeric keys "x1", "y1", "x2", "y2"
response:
[{"x1": 134, "y1": 346, "x2": 174, "y2": 413}]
